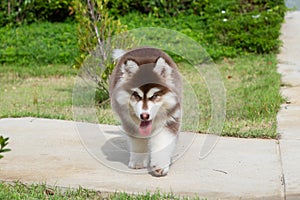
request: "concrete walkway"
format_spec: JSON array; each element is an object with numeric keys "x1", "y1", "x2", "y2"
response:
[
  {"x1": 0, "y1": 118, "x2": 285, "y2": 199},
  {"x1": 0, "y1": 11, "x2": 300, "y2": 200},
  {"x1": 277, "y1": 11, "x2": 300, "y2": 200}
]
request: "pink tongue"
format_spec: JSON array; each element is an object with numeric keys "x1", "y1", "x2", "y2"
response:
[{"x1": 139, "y1": 120, "x2": 152, "y2": 136}]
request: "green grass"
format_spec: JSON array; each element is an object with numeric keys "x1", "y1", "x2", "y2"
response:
[
  {"x1": 219, "y1": 54, "x2": 284, "y2": 138},
  {"x1": 0, "y1": 63, "x2": 78, "y2": 77},
  {"x1": 0, "y1": 182, "x2": 202, "y2": 200},
  {"x1": 0, "y1": 64, "x2": 76, "y2": 120},
  {"x1": 0, "y1": 22, "x2": 79, "y2": 65},
  {"x1": 0, "y1": 53, "x2": 283, "y2": 138}
]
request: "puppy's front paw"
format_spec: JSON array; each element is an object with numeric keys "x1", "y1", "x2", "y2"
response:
[
  {"x1": 128, "y1": 153, "x2": 148, "y2": 169},
  {"x1": 150, "y1": 152, "x2": 171, "y2": 177},
  {"x1": 150, "y1": 156, "x2": 171, "y2": 177},
  {"x1": 128, "y1": 160, "x2": 148, "y2": 169},
  {"x1": 151, "y1": 165, "x2": 169, "y2": 177}
]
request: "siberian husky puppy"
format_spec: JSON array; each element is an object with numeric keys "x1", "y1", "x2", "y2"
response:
[{"x1": 109, "y1": 47, "x2": 182, "y2": 176}]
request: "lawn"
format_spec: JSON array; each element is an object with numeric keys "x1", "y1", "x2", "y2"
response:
[
  {"x1": 219, "y1": 55, "x2": 283, "y2": 138},
  {"x1": 0, "y1": 182, "x2": 201, "y2": 200},
  {"x1": 0, "y1": 54, "x2": 283, "y2": 138},
  {"x1": 0, "y1": 64, "x2": 76, "y2": 120}
]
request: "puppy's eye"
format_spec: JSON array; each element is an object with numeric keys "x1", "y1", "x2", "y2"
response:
[
  {"x1": 132, "y1": 91, "x2": 142, "y2": 101},
  {"x1": 149, "y1": 93, "x2": 160, "y2": 101}
]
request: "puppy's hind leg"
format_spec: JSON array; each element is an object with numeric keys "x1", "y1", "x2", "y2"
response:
[{"x1": 127, "y1": 136, "x2": 149, "y2": 169}]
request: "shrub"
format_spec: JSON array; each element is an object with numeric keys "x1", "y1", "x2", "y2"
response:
[
  {"x1": 0, "y1": 0, "x2": 74, "y2": 26},
  {"x1": 73, "y1": 0, "x2": 133, "y2": 103},
  {"x1": 203, "y1": 0, "x2": 286, "y2": 54},
  {"x1": 73, "y1": 0, "x2": 126, "y2": 67},
  {"x1": 114, "y1": 0, "x2": 286, "y2": 59},
  {"x1": 107, "y1": 0, "x2": 207, "y2": 17}
]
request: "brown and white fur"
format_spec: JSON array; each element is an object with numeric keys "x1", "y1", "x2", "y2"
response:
[{"x1": 109, "y1": 47, "x2": 182, "y2": 176}]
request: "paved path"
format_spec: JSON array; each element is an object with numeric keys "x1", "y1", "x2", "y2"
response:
[
  {"x1": 0, "y1": 11, "x2": 299, "y2": 200},
  {"x1": 277, "y1": 11, "x2": 300, "y2": 200},
  {"x1": 0, "y1": 118, "x2": 285, "y2": 199}
]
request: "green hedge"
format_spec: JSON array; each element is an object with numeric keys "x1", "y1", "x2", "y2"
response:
[
  {"x1": 118, "y1": 0, "x2": 286, "y2": 59},
  {"x1": 0, "y1": 0, "x2": 73, "y2": 26},
  {"x1": 204, "y1": 0, "x2": 286, "y2": 54},
  {"x1": 0, "y1": 0, "x2": 286, "y2": 66},
  {"x1": 107, "y1": 0, "x2": 206, "y2": 17}
]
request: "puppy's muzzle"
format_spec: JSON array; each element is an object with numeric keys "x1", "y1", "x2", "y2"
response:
[{"x1": 140, "y1": 113, "x2": 150, "y2": 121}]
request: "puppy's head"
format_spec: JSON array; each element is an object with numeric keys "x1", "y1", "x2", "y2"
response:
[{"x1": 116, "y1": 57, "x2": 177, "y2": 136}]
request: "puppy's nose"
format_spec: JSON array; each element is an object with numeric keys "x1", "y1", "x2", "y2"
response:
[{"x1": 140, "y1": 113, "x2": 150, "y2": 120}]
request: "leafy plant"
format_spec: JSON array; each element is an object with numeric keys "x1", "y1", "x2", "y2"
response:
[
  {"x1": 0, "y1": 136, "x2": 10, "y2": 159},
  {"x1": 107, "y1": 0, "x2": 208, "y2": 17},
  {"x1": 73, "y1": 0, "x2": 135, "y2": 103},
  {"x1": 0, "y1": 0, "x2": 74, "y2": 26}
]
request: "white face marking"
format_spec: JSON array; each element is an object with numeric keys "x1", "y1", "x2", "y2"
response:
[
  {"x1": 146, "y1": 88, "x2": 161, "y2": 99},
  {"x1": 131, "y1": 88, "x2": 143, "y2": 98},
  {"x1": 160, "y1": 92, "x2": 177, "y2": 109},
  {"x1": 145, "y1": 101, "x2": 162, "y2": 121},
  {"x1": 129, "y1": 87, "x2": 163, "y2": 121}
]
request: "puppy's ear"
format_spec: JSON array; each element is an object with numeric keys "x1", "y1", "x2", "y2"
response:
[
  {"x1": 121, "y1": 60, "x2": 139, "y2": 75},
  {"x1": 153, "y1": 57, "x2": 172, "y2": 79}
]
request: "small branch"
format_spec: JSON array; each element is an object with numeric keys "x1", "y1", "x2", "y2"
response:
[
  {"x1": 8, "y1": 0, "x2": 11, "y2": 16},
  {"x1": 86, "y1": 0, "x2": 107, "y2": 60}
]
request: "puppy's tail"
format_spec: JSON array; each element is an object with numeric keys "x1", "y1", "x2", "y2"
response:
[{"x1": 112, "y1": 49, "x2": 126, "y2": 61}]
